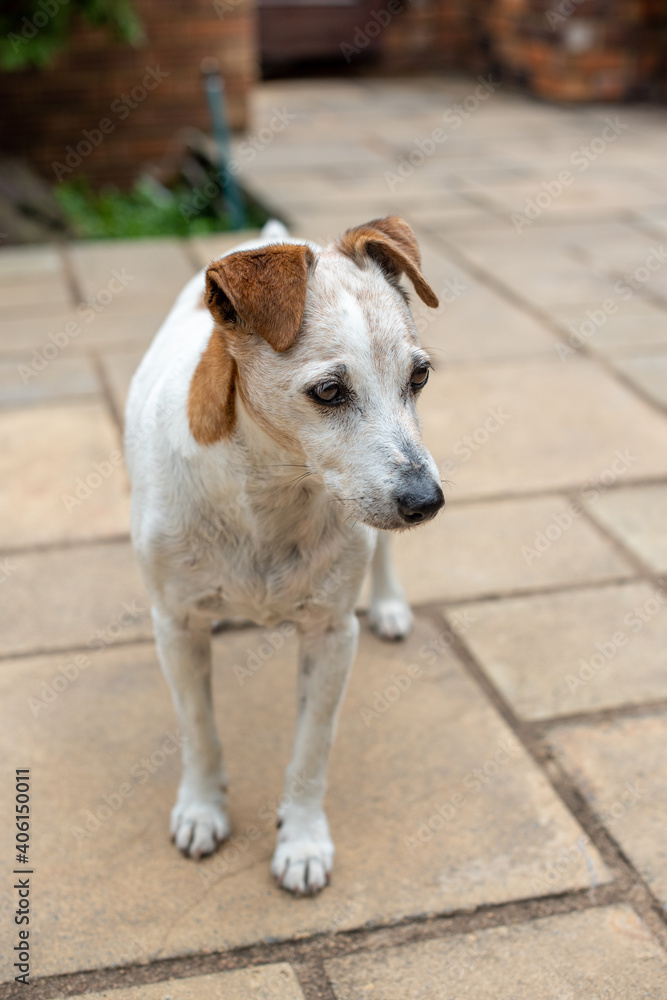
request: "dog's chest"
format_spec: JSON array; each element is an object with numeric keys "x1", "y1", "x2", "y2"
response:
[{"x1": 186, "y1": 501, "x2": 369, "y2": 626}]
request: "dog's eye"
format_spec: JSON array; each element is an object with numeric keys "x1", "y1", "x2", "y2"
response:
[
  {"x1": 311, "y1": 381, "x2": 345, "y2": 405},
  {"x1": 411, "y1": 366, "x2": 430, "y2": 389}
]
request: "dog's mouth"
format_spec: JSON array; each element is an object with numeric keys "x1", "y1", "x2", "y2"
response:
[{"x1": 345, "y1": 495, "x2": 445, "y2": 533}]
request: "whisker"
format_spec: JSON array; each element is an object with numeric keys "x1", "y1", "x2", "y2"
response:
[{"x1": 287, "y1": 472, "x2": 314, "y2": 494}]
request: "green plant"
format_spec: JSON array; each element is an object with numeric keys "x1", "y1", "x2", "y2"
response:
[
  {"x1": 1, "y1": 0, "x2": 144, "y2": 72},
  {"x1": 54, "y1": 177, "x2": 267, "y2": 239}
]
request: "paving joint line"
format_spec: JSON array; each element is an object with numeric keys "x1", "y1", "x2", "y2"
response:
[
  {"x1": 4, "y1": 471, "x2": 667, "y2": 563},
  {"x1": 420, "y1": 606, "x2": 667, "y2": 947},
  {"x1": 0, "y1": 635, "x2": 155, "y2": 664},
  {"x1": 0, "y1": 882, "x2": 637, "y2": 1000},
  {"x1": 421, "y1": 227, "x2": 667, "y2": 422},
  {"x1": 90, "y1": 351, "x2": 124, "y2": 435},
  {"x1": 574, "y1": 495, "x2": 667, "y2": 592},
  {"x1": 0, "y1": 534, "x2": 132, "y2": 559},
  {"x1": 527, "y1": 697, "x2": 667, "y2": 734},
  {"x1": 3, "y1": 577, "x2": 662, "y2": 666},
  {"x1": 57, "y1": 243, "x2": 85, "y2": 308},
  {"x1": 179, "y1": 238, "x2": 205, "y2": 276}
]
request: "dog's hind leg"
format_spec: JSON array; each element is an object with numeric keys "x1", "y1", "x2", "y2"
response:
[
  {"x1": 368, "y1": 530, "x2": 414, "y2": 640},
  {"x1": 271, "y1": 612, "x2": 359, "y2": 895},
  {"x1": 152, "y1": 605, "x2": 230, "y2": 858}
]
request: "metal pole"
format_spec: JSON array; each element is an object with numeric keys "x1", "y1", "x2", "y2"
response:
[{"x1": 201, "y1": 57, "x2": 246, "y2": 230}]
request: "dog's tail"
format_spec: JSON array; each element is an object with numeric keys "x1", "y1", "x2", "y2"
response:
[{"x1": 261, "y1": 218, "x2": 290, "y2": 241}]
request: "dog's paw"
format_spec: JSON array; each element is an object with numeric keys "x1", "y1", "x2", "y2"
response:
[
  {"x1": 170, "y1": 789, "x2": 230, "y2": 859},
  {"x1": 271, "y1": 813, "x2": 334, "y2": 895},
  {"x1": 369, "y1": 597, "x2": 413, "y2": 641}
]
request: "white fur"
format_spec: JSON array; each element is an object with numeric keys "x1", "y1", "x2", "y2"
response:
[{"x1": 125, "y1": 219, "x2": 442, "y2": 893}]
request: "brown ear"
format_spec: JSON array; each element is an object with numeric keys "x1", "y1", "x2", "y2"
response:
[
  {"x1": 205, "y1": 243, "x2": 315, "y2": 352},
  {"x1": 338, "y1": 216, "x2": 438, "y2": 308},
  {"x1": 188, "y1": 329, "x2": 237, "y2": 445}
]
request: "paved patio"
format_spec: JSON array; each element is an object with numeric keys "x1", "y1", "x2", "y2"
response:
[{"x1": 1, "y1": 76, "x2": 667, "y2": 998}]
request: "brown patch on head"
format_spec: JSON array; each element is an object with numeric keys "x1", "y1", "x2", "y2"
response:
[
  {"x1": 338, "y1": 216, "x2": 439, "y2": 308},
  {"x1": 188, "y1": 325, "x2": 237, "y2": 445},
  {"x1": 205, "y1": 243, "x2": 315, "y2": 352}
]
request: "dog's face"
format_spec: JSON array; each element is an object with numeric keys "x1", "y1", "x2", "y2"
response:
[{"x1": 192, "y1": 217, "x2": 444, "y2": 531}]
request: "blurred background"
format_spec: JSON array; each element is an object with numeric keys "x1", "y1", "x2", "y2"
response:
[{"x1": 1, "y1": 0, "x2": 667, "y2": 240}]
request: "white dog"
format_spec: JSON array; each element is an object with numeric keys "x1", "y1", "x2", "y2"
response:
[{"x1": 125, "y1": 216, "x2": 444, "y2": 895}]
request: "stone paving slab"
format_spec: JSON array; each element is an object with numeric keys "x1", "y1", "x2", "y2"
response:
[
  {"x1": 453, "y1": 581, "x2": 667, "y2": 720},
  {"x1": 0, "y1": 402, "x2": 129, "y2": 549},
  {"x1": 548, "y1": 298, "x2": 667, "y2": 358},
  {"x1": 0, "y1": 620, "x2": 607, "y2": 981},
  {"x1": 0, "y1": 356, "x2": 99, "y2": 407},
  {"x1": 100, "y1": 350, "x2": 145, "y2": 423},
  {"x1": 0, "y1": 308, "x2": 168, "y2": 359},
  {"x1": 369, "y1": 495, "x2": 632, "y2": 607},
  {"x1": 613, "y1": 354, "x2": 667, "y2": 410},
  {"x1": 0, "y1": 277, "x2": 72, "y2": 315},
  {"x1": 67, "y1": 238, "x2": 194, "y2": 309},
  {"x1": 585, "y1": 483, "x2": 667, "y2": 574},
  {"x1": 0, "y1": 243, "x2": 64, "y2": 281},
  {"x1": 70, "y1": 965, "x2": 305, "y2": 999},
  {"x1": 549, "y1": 716, "x2": 667, "y2": 908},
  {"x1": 325, "y1": 906, "x2": 667, "y2": 999},
  {"x1": 421, "y1": 359, "x2": 667, "y2": 499},
  {"x1": 0, "y1": 542, "x2": 151, "y2": 657}
]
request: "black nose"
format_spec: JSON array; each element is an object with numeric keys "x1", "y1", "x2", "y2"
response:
[{"x1": 396, "y1": 484, "x2": 445, "y2": 524}]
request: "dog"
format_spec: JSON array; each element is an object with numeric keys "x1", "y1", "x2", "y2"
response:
[{"x1": 125, "y1": 216, "x2": 444, "y2": 895}]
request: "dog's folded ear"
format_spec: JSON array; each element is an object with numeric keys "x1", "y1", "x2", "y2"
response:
[
  {"x1": 338, "y1": 216, "x2": 439, "y2": 308},
  {"x1": 205, "y1": 243, "x2": 315, "y2": 352}
]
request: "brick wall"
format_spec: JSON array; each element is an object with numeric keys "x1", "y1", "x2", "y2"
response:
[
  {"x1": 470, "y1": 0, "x2": 667, "y2": 101},
  {"x1": 378, "y1": 0, "x2": 473, "y2": 72},
  {"x1": 0, "y1": 0, "x2": 257, "y2": 188},
  {"x1": 376, "y1": 0, "x2": 667, "y2": 101}
]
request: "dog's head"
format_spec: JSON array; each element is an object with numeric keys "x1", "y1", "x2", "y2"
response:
[{"x1": 190, "y1": 216, "x2": 444, "y2": 531}]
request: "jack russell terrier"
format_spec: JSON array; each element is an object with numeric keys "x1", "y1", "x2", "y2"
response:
[{"x1": 125, "y1": 216, "x2": 444, "y2": 895}]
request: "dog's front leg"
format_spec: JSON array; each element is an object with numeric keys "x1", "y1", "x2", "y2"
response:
[
  {"x1": 368, "y1": 530, "x2": 414, "y2": 640},
  {"x1": 152, "y1": 605, "x2": 230, "y2": 858},
  {"x1": 272, "y1": 612, "x2": 359, "y2": 895}
]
